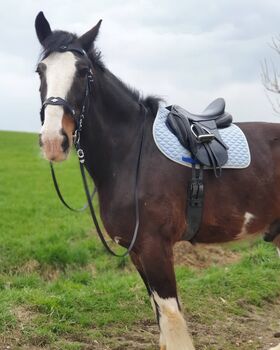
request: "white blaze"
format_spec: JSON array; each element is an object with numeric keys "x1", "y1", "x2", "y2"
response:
[{"x1": 40, "y1": 52, "x2": 77, "y2": 137}]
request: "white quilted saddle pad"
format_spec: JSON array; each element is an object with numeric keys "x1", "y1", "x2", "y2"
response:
[{"x1": 153, "y1": 106, "x2": 251, "y2": 169}]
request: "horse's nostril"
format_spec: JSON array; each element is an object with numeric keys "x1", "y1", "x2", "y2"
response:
[{"x1": 61, "y1": 131, "x2": 69, "y2": 153}]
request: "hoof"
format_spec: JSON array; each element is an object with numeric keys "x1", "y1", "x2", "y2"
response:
[{"x1": 269, "y1": 344, "x2": 280, "y2": 350}]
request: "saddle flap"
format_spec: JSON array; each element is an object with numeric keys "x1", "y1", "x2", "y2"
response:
[{"x1": 166, "y1": 105, "x2": 229, "y2": 172}]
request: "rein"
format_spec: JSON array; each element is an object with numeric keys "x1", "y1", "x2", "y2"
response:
[
  {"x1": 40, "y1": 45, "x2": 146, "y2": 257},
  {"x1": 49, "y1": 162, "x2": 96, "y2": 212}
]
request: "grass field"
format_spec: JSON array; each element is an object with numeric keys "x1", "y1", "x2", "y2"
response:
[{"x1": 0, "y1": 130, "x2": 279, "y2": 350}]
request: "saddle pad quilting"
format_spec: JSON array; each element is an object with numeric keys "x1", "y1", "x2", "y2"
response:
[{"x1": 153, "y1": 106, "x2": 251, "y2": 169}]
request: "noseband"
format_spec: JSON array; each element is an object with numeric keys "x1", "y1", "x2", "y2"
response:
[{"x1": 39, "y1": 45, "x2": 147, "y2": 257}]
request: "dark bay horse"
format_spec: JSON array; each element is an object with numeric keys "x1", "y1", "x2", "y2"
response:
[{"x1": 35, "y1": 12, "x2": 280, "y2": 350}]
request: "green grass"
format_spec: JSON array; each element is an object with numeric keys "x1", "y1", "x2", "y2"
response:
[{"x1": 0, "y1": 130, "x2": 279, "y2": 350}]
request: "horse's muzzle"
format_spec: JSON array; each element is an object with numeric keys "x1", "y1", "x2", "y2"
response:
[{"x1": 39, "y1": 130, "x2": 70, "y2": 162}]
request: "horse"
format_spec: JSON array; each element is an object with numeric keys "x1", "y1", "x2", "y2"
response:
[{"x1": 34, "y1": 11, "x2": 280, "y2": 350}]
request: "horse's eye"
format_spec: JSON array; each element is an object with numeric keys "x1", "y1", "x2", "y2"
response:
[{"x1": 78, "y1": 67, "x2": 89, "y2": 78}]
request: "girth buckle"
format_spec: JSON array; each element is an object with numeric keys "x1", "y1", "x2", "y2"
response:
[{"x1": 189, "y1": 178, "x2": 204, "y2": 208}]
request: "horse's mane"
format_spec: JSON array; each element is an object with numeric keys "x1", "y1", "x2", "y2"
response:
[{"x1": 40, "y1": 30, "x2": 161, "y2": 116}]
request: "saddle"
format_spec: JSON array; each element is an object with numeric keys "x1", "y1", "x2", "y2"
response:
[
  {"x1": 165, "y1": 98, "x2": 233, "y2": 241},
  {"x1": 166, "y1": 98, "x2": 232, "y2": 175}
]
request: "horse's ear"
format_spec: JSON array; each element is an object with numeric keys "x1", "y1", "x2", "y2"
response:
[
  {"x1": 78, "y1": 20, "x2": 102, "y2": 52},
  {"x1": 35, "y1": 11, "x2": 52, "y2": 46}
]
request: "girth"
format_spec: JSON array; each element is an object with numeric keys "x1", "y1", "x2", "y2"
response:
[{"x1": 165, "y1": 98, "x2": 232, "y2": 241}]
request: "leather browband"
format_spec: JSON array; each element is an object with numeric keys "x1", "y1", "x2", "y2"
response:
[{"x1": 42, "y1": 44, "x2": 86, "y2": 60}]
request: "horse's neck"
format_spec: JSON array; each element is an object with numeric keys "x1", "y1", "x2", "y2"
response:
[{"x1": 83, "y1": 69, "x2": 144, "y2": 189}]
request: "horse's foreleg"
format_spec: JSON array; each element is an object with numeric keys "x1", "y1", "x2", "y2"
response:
[{"x1": 139, "y1": 239, "x2": 195, "y2": 350}]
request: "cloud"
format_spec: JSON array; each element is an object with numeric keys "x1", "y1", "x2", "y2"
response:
[{"x1": 0, "y1": 0, "x2": 279, "y2": 131}]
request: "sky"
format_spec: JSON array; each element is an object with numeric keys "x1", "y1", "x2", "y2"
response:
[{"x1": 0, "y1": 0, "x2": 280, "y2": 132}]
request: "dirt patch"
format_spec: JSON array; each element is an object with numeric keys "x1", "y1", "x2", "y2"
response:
[
  {"x1": 16, "y1": 259, "x2": 40, "y2": 274},
  {"x1": 13, "y1": 306, "x2": 36, "y2": 324},
  {"x1": 14, "y1": 259, "x2": 61, "y2": 281},
  {"x1": 174, "y1": 241, "x2": 241, "y2": 269},
  {"x1": 188, "y1": 298, "x2": 280, "y2": 350},
  {"x1": 101, "y1": 299, "x2": 280, "y2": 350}
]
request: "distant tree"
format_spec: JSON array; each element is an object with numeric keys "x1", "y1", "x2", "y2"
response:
[{"x1": 262, "y1": 35, "x2": 280, "y2": 114}]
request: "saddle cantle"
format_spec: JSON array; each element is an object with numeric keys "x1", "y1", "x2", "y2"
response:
[
  {"x1": 166, "y1": 98, "x2": 232, "y2": 176},
  {"x1": 184, "y1": 98, "x2": 232, "y2": 126}
]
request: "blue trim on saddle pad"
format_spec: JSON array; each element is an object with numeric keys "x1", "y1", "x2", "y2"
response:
[{"x1": 153, "y1": 106, "x2": 251, "y2": 169}]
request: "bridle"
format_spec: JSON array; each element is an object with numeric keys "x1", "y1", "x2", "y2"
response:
[
  {"x1": 40, "y1": 45, "x2": 95, "y2": 211},
  {"x1": 40, "y1": 45, "x2": 94, "y2": 158},
  {"x1": 39, "y1": 44, "x2": 146, "y2": 257}
]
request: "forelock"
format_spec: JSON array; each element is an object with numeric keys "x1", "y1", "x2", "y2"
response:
[{"x1": 40, "y1": 30, "x2": 78, "y2": 60}]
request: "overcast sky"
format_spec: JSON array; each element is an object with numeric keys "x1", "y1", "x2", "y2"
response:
[{"x1": 0, "y1": 0, "x2": 280, "y2": 132}]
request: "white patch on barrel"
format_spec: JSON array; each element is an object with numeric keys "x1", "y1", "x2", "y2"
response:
[
  {"x1": 153, "y1": 292, "x2": 195, "y2": 350},
  {"x1": 40, "y1": 52, "x2": 77, "y2": 139},
  {"x1": 236, "y1": 212, "x2": 255, "y2": 239},
  {"x1": 269, "y1": 344, "x2": 280, "y2": 350}
]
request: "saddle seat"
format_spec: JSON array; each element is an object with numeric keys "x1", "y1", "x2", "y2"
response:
[{"x1": 174, "y1": 98, "x2": 232, "y2": 128}]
